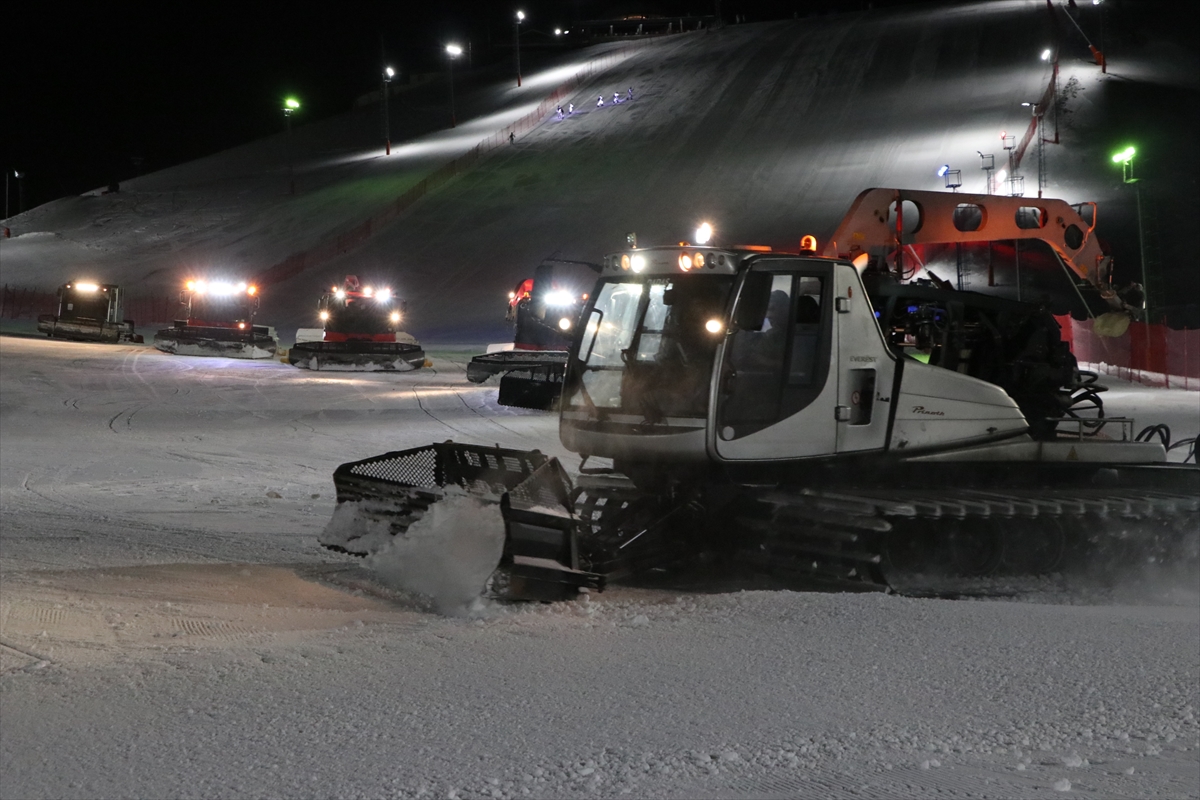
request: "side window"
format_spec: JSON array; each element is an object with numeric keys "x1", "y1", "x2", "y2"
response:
[
  {"x1": 722, "y1": 274, "x2": 795, "y2": 424},
  {"x1": 788, "y1": 277, "x2": 822, "y2": 385}
]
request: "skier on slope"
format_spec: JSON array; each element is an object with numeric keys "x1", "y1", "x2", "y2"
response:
[{"x1": 597, "y1": 95, "x2": 604, "y2": 107}]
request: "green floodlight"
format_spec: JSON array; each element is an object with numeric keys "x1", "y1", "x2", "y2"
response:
[
  {"x1": 285, "y1": 97, "x2": 301, "y2": 110},
  {"x1": 1111, "y1": 146, "x2": 1135, "y2": 164}
]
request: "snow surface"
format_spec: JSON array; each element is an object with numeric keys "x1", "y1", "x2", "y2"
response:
[{"x1": 1, "y1": 336, "x2": 1197, "y2": 799}]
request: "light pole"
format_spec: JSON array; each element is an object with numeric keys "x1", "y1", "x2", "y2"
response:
[
  {"x1": 445, "y1": 44, "x2": 462, "y2": 127},
  {"x1": 382, "y1": 66, "x2": 395, "y2": 155},
  {"x1": 514, "y1": 10, "x2": 525, "y2": 87},
  {"x1": 1022, "y1": 101, "x2": 1046, "y2": 198},
  {"x1": 12, "y1": 171, "x2": 25, "y2": 215},
  {"x1": 283, "y1": 97, "x2": 300, "y2": 194},
  {"x1": 1112, "y1": 146, "x2": 1148, "y2": 320}
]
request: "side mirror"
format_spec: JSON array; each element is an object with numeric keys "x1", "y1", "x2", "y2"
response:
[{"x1": 732, "y1": 272, "x2": 772, "y2": 331}]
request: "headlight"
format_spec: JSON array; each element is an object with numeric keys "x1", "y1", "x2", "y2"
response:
[
  {"x1": 334, "y1": 288, "x2": 345, "y2": 298},
  {"x1": 237, "y1": 322, "x2": 246, "y2": 329},
  {"x1": 631, "y1": 254, "x2": 646, "y2": 273},
  {"x1": 558, "y1": 317, "x2": 572, "y2": 331},
  {"x1": 544, "y1": 290, "x2": 574, "y2": 307},
  {"x1": 620, "y1": 254, "x2": 631, "y2": 271},
  {"x1": 705, "y1": 318, "x2": 724, "y2": 334},
  {"x1": 74, "y1": 282, "x2": 100, "y2": 292},
  {"x1": 363, "y1": 286, "x2": 374, "y2": 297},
  {"x1": 678, "y1": 253, "x2": 693, "y2": 271},
  {"x1": 377, "y1": 288, "x2": 392, "y2": 302},
  {"x1": 319, "y1": 310, "x2": 330, "y2": 321},
  {"x1": 390, "y1": 311, "x2": 401, "y2": 324}
]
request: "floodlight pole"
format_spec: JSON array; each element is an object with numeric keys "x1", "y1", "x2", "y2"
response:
[
  {"x1": 382, "y1": 66, "x2": 394, "y2": 155},
  {"x1": 514, "y1": 11, "x2": 525, "y2": 87},
  {"x1": 1113, "y1": 150, "x2": 1148, "y2": 321},
  {"x1": 283, "y1": 99, "x2": 300, "y2": 195},
  {"x1": 446, "y1": 46, "x2": 461, "y2": 127}
]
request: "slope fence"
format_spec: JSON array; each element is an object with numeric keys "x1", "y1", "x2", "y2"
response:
[
  {"x1": 253, "y1": 40, "x2": 656, "y2": 289},
  {"x1": 1057, "y1": 315, "x2": 1200, "y2": 390}
]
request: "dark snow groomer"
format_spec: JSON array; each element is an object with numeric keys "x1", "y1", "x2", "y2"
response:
[
  {"x1": 153, "y1": 279, "x2": 278, "y2": 358},
  {"x1": 466, "y1": 259, "x2": 599, "y2": 409},
  {"x1": 288, "y1": 276, "x2": 425, "y2": 371},
  {"x1": 37, "y1": 281, "x2": 142, "y2": 343}
]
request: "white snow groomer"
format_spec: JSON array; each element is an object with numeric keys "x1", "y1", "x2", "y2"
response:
[
  {"x1": 466, "y1": 259, "x2": 600, "y2": 409},
  {"x1": 287, "y1": 276, "x2": 425, "y2": 371},
  {"x1": 324, "y1": 190, "x2": 1198, "y2": 600},
  {"x1": 153, "y1": 279, "x2": 278, "y2": 358},
  {"x1": 37, "y1": 281, "x2": 142, "y2": 343}
]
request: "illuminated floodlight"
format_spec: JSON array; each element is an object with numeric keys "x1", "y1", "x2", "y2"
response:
[
  {"x1": 1041, "y1": 49, "x2": 1052, "y2": 61},
  {"x1": 630, "y1": 254, "x2": 646, "y2": 273},
  {"x1": 285, "y1": 97, "x2": 300, "y2": 110},
  {"x1": 385, "y1": 67, "x2": 395, "y2": 79},
  {"x1": 937, "y1": 164, "x2": 950, "y2": 177},
  {"x1": 376, "y1": 288, "x2": 392, "y2": 302},
  {"x1": 516, "y1": 10, "x2": 525, "y2": 21},
  {"x1": 1111, "y1": 146, "x2": 1136, "y2": 164},
  {"x1": 446, "y1": 44, "x2": 463, "y2": 57},
  {"x1": 694, "y1": 222, "x2": 713, "y2": 245},
  {"x1": 206, "y1": 281, "x2": 239, "y2": 296},
  {"x1": 74, "y1": 282, "x2": 100, "y2": 292},
  {"x1": 705, "y1": 319, "x2": 724, "y2": 334},
  {"x1": 555, "y1": 28, "x2": 562, "y2": 35},
  {"x1": 544, "y1": 289, "x2": 574, "y2": 307}
]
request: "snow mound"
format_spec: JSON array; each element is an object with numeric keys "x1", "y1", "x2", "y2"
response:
[
  {"x1": 364, "y1": 487, "x2": 505, "y2": 617},
  {"x1": 319, "y1": 499, "x2": 398, "y2": 554}
]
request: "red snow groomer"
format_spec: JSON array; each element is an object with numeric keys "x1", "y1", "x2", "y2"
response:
[
  {"x1": 287, "y1": 276, "x2": 426, "y2": 371},
  {"x1": 466, "y1": 259, "x2": 600, "y2": 409},
  {"x1": 153, "y1": 279, "x2": 278, "y2": 359},
  {"x1": 38, "y1": 281, "x2": 143, "y2": 343}
]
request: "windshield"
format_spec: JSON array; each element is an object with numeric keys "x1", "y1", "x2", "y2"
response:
[
  {"x1": 189, "y1": 295, "x2": 251, "y2": 323},
  {"x1": 570, "y1": 275, "x2": 733, "y2": 420},
  {"x1": 328, "y1": 300, "x2": 391, "y2": 334}
]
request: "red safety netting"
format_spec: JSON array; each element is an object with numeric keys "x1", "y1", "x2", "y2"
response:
[{"x1": 1057, "y1": 315, "x2": 1200, "y2": 390}]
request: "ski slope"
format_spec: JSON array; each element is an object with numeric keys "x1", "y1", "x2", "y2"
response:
[{"x1": 4, "y1": 1, "x2": 1179, "y2": 343}]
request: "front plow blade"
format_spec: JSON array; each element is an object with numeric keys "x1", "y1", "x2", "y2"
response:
[
  {"x1": 501, "y1": 460, "x2": 605, "y2": 600},
  {"x1": 153, "y1": 329, "x2": 277, "y2": 359},
  {"x1": 324, "y1": 442, "x2": 550, "y2": 556},
  {"x1": 288, "y1": 341, "x2": 426, "y2": 371},
  {"x1": 324, "y1": 440, "x2": 603, "y2": 601}
]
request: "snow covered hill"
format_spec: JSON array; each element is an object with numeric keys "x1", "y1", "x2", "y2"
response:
[{"x1": 2, "y1": 1, "x2": 1165, "y2": 344}]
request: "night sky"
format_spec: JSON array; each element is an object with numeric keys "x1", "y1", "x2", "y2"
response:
[{"x1": 2, "y1": 0, "x2": 897, "y2": 212}]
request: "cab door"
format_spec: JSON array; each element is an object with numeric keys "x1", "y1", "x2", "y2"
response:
[
  {"x1": 713, "y1": 260, "x2": 838, "y2": 461},
  {"x1": 832, "y1": 264, "x2": 895, "y2": 454}
]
